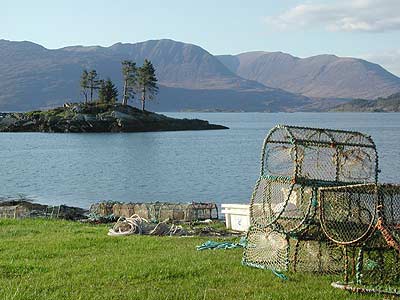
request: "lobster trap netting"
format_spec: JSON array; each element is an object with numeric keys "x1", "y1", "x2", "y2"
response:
[
  {"x1": 243, "y1": 226, "x2": 289, "y2": 272},
  {"x1": 320, "y1": 184, "x2": 400, "y2": 294},
  {"x1": 243, "y1": 225, "x2": 344, "y2": 274},
  {"x1": 261, "y1": 125, "x2": 377, "y2": 183},
  {"x1": 250, "y1": 177, "x2": 316, "y2": 234},
  {"x1": 243, "y1": 125, "x2": 378, "y2": 275},
  {"x1": 319, "y1": 184, "x2": 378, "y2": 245},
  {"x1": 289, "y1": 238, "x2": 343, "y2": 274}
]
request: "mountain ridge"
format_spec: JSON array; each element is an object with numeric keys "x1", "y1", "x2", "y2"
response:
[
  {"x1": 1, "y1": 38, "x2": 399, "y2": 111},
  {"x1": 0, "y1": 39, "x2": 313, "y2": 111},
  {"x1": 217, "y1": 51, "x2": 400, "y2": 99}
]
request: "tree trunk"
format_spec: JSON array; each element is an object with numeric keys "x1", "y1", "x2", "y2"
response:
[
  {"x1": 122, "y1": 80, "x2": 127, "y2": 105},
  {"x1": 141, "y1": 88, "x2": 146, "y2": 111},
  {"x1": 90, "y1": 85, "x2": 93, "y2": 102}
]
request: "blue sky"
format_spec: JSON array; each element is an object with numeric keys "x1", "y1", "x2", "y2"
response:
[{"x1": 1, "y1": 0, "x2": 400, "y2": 75}]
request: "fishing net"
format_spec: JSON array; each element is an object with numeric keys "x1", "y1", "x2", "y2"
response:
[
  {"x1": 243, "y1": 125, "x2": 378, "y2": 276},
  {"x1": 243, "y1": 124, "x2": 400, "y2": 294},
  {"x1": 289, "y1": 238, "x2": 343, "y2": 274},
  {"x1": 243, "y1": 226, "x2": 289, "y2": 272},
  {"x1": 320, "y1": 183, "x2": 400, "y2": 294},
  {"x1": 90, "y1": 201, "x2": 219, "y2": 222},
  {"x1": 250, "y1": 177, "x2": 316, "y2": 234},
  {"x1": 319, "y1": 184, "x2": 377, "y2": 245},
  {"x1": 379, "y1": 184, "x2": 400, "y2": 252},
  {"x1": 260, "y1": 126, "x2": 377, "y2": 184}
]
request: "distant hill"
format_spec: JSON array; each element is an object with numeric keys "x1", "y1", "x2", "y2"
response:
[
  {"x1": 331, "y1": 92, "x2": 400, "y2": 112},
  {"x1": 1, "y1": 39, "x2": 399, "y2": 111},
  {"x1": 0, "y1": 39, "x2": 314, "y2": 112},
  {"x1": 217, "y1": 52, "x2": 400, "y2": 100}
]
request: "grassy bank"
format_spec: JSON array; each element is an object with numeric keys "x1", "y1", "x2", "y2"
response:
[{"x1": 0, "y1": 219, "x2": 379, "y2": 300}]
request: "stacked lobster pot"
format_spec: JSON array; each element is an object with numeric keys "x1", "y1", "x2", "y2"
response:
[
  {"x1": 320, "y1": 183, "x2": 400, "y2": 294},
  {"x1": 243, "y1": 125, "x2": 379, "y2": 276}
]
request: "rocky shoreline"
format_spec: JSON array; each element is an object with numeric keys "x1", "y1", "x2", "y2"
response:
[
  {"x1": 0, "y1": 198, "x2": 87, "y2": 220},
  {"x1": 0, "y1": 102, "x2": 228, "y2": 133}
]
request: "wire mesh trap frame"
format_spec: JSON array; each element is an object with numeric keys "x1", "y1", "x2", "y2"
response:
[
  {"x1": 320, "y1": 183, "x2": 400, "y2": 294},
  {"x1": 243, "y1": 125, "x2": 378, "y2": 274},
  {"x1": 90, "y1": 202, "x2": 219, "y2": 222}
]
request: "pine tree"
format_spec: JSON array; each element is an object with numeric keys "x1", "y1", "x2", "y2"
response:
[
  {"x1": 136, "y1": 59, "x2": 158, "y2": 111},
  {"x1": 121, "y1": 60, "x2": 137, "y2": 106},
  {"x1": 87, "y1": 70, "x2": 101, "y2": 102},
  {"x1": 98, "y1": 79, "x2": 118, "y2": 103},
  {"x1": 80, "y1": 69, "x2": 89, "y2": 103}
]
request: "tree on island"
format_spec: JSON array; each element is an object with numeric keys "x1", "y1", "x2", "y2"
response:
[
  {"x1": 87, "y1": 70, "x2": 101, "y2": 102},
  {"x1": 136, "y1": 59, "x2": 158, "y2": 111},
  {"x1": 98, "y1": 79, "x2": 118, "y2": 103},
  {"x1": 121, "y1": 60, "x2": 137, "y2": 106},
  {"x1": 80, "y1": 69, "x2": 101, "y2": 102},
  {"x1": 80, "y1": 70, "x2": 90, "y2": 103}
]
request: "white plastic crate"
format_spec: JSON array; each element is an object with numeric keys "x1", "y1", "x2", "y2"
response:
[{"x1": 221, "y1": 204, "x2": 250, "y2": 232}]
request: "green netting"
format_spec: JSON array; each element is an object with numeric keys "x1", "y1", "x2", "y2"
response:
[
  {"x1": 243, "y1": 124, "x2": 400, "y2": 294},
  {"x1": 320, "y1": 184, "x2": 400, "y2": 293},
  {"x1": 243, "y1": 125, "x2": 378, "y2": 276}
]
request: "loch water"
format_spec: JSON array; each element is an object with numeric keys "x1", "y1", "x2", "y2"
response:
[{"x1": 0, "y1": 112, "x2": 399, "y2": 208}]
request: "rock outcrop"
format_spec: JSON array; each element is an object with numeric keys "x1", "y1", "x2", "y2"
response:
[
  {"x1": 0, "y1": 198, "x2": 87, "y2": 220},
  {"x1": 0, "y1": 103, "x2": 228, "y2": 132}
]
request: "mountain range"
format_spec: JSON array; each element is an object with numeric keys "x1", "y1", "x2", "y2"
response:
[
  {"x1": 217, "y1": 52, "x2": 400, "y2": 100},
  {"x1": 1, "y1": 38, "x2": 399, "y2": 111}
]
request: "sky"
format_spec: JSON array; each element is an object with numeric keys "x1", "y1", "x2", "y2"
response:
[{"x1": 1, "y1": 0, "x2": 400, "y2": 76}]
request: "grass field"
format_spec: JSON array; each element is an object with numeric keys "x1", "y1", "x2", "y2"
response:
[{"x1": 0, "y1": 219, "x2": 382, "y2": 300}]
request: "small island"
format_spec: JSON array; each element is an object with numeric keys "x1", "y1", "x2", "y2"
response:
[
  {"x1": 0, "y1": 103, "x2": 228, "y2": 132},
  {"x1": 0, "y1": 59, "x2": 228, "y2": 133}
]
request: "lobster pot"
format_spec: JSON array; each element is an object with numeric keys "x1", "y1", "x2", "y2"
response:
[
  {"x1": 320, "y1": 183, "x2": 400, "y2": 294},
  {"x1": 243, "y1": 225, "x2": 343, "y2": 274},
  {"x1": 243, "y1": 125, "x2": 378, "y2": 274},
  {"x1": 319, "y1": 184, "x2": 378, "y2": 245},
  {"x1": 347, "y1": 246, "x2": 400, "y2": 287},
  {"x1": 288, "y1": 238, "x2": 343, "y2": 274},
  {"x1": 263, "y1": 125, "x2": 377, "y2": 183},
  {"x1": 244, "y1": 226, "x2": 289, "y2": 272},
  {"x1": 91, "y1": 202, "x2": 218, "y2": 222},
  {"x1": 250, "y1": 177, "x2": 316, "y2": 234},
  {"x1": 380, "y1": 184, "x2": 400, "y2": 245}
]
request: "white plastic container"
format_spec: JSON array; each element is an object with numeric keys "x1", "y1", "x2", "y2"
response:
[{"x1": 221, "y1": 204, "x2": 250, "y2": 232}]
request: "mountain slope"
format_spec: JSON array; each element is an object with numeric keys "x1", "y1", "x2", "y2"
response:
[
  {"x1": 217, "y1": 52, "x2": 400, "y2": 99},
  {"x1": 0, "y1": 39, "x2": 314, "y2": 111}
]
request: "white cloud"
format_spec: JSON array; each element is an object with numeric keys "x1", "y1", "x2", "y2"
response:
[
  {"x1": 361, "y1": 50, "x2": 400, "y2": 77},
  {"x1": 266, "y1": 0, "x2": 400, "y2": 33}
]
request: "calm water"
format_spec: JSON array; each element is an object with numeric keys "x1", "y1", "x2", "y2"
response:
[{"x1": 0, "y1": 113, "x2": 399, "y2": 208}]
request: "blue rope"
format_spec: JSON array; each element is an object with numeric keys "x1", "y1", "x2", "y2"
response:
[
  {"x1": 271, "y1": 269, "x2": 288, "y2": 280},
  {"x1": 196, "y1": 237, "x2": 247, "y2": 251}
]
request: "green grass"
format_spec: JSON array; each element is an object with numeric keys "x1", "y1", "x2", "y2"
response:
[{"x1": 0, "y1": 219, "x2": 382, "y2": 300}]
